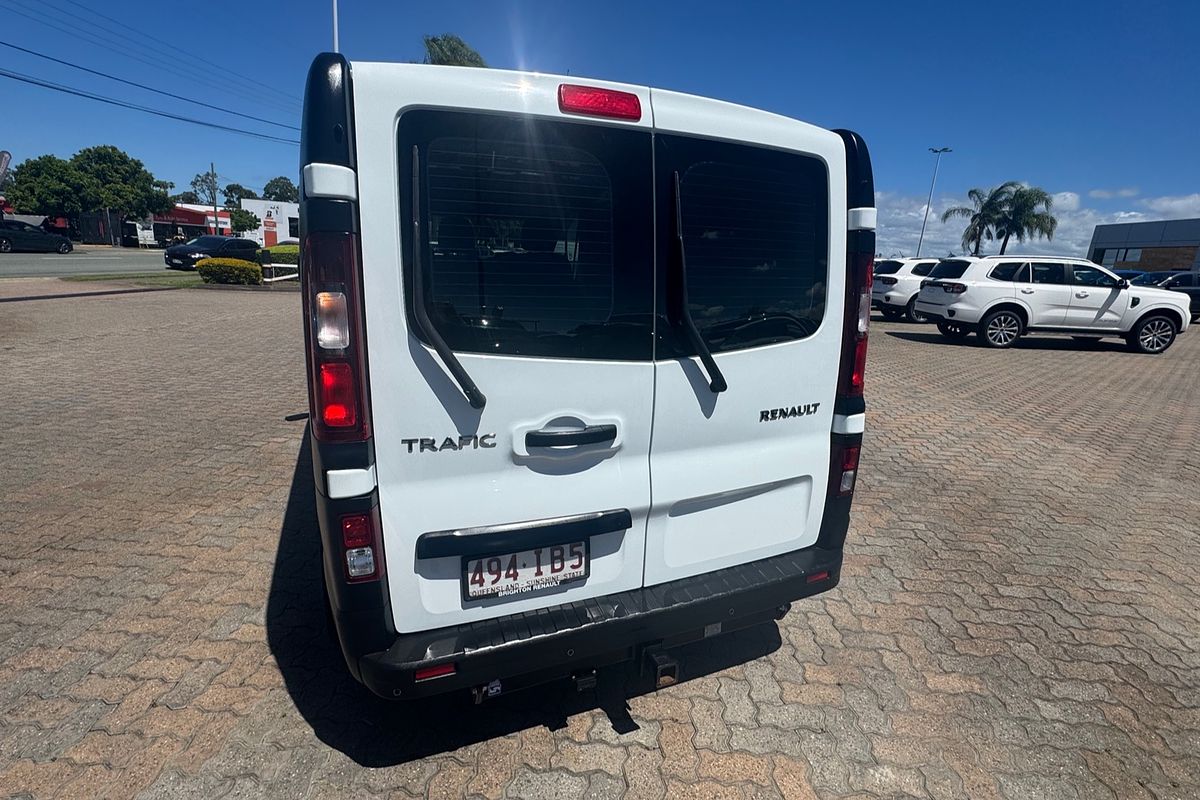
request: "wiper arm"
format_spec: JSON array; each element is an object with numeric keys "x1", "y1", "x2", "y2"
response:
[
  {"x1": 411, "y1": 146, "x2": 487, "y2": 409},
  {"x1": 671, "y1": 171, "x2": 727, "y2": 393}
]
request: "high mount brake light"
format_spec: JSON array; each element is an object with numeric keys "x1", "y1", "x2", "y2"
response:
[
  {"x1": 302, "y1": 232, "x2": 372, "y2": 442},
  {"x1": 558, "y1": 84, "x2": 642, "y2": 121}
]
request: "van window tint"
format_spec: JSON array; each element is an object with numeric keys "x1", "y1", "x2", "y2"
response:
[
  {"x1": 930, "y1": 260, "x2": 971, "y2": 279},
  {"x1": 400, "y1": 111, "x2": 654, "y2": 360},
  {"x1": 874, "y1": 260, "x2": 903, "y2": 275},
  {"x1": 659, "y1": 134, "x2": 829, "y2": 354},
  {"x1": 988, "y1": 262, "x2": 1026, "y2": 281}
]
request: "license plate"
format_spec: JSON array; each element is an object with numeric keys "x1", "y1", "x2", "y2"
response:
[
  {"x1": 462, "y1": 541, "x2": 588, "y2": 601},
  {"x1": 170, "y1": 259, "x2": 182, "y2": 265}
]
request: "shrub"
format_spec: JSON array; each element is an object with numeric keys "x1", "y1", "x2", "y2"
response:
[
  {"x1": 266, "y1": 243, "x2": 300, "y2": 265},
  {"x1": 197, "y1": 257, "x2": 263, "y2": 285}
]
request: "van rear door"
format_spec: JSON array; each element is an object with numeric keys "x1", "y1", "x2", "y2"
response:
[
  {"x1": 351, "y1": 65, "x2": 656, "y2": 633},
  {"x1": 643, "y1": 90, "x2": 848, "y2": 586}
]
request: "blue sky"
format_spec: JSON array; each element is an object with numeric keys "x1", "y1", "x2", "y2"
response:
[{"x1": 2, "y1": 0, "x2": 1197, "y2": 255}]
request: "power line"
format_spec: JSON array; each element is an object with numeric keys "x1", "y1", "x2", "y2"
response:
[
  {"x1": 52, "y1": 0, "x2": 302, "y2": 108},
  {"x1": 0, "y1": 0, "x2": 300, "y2": 114},
  {"x1": 0, "y1": 67, "x2": 299, "y2": 145},
  {"x1": 0, "y1": 40, "x2": 299, "y2": 131}
]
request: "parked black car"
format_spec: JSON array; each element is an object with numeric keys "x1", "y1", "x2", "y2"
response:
[
  {"x1": 0, "y1": 219, "x2": 73, "y2": 254},
  {"x1": 1132, "y1": 270, "x2": 1200, "y2": 320},
  {"x1": 163, "y1": 236, "x2": 259, "y2": 269}
]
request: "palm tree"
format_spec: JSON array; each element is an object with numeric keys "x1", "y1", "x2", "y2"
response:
[
  {"x1": 940, "y1": 182, "x2": 1019, "y2": 256},
  {"x1": 994, "y1": 186, "x2": 1057, "y2": 254}
]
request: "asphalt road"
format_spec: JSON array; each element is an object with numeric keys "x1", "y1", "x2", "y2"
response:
[{"x1": 0, "y1": 248, "x2": 168, "y2": 278}]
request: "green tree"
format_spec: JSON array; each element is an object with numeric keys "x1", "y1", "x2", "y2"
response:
[
  {"x1": 229, "y1": 208, "x2": 261, "y2": 234},
  {"x1": 940, "y1": 182, "x2": 1020, "y2": 257},
  {"x1": 262, "y1": 176, "x2": 299, "y2": 203},
  {"x1": 190, "y1": 169, "x2": 219, "y2": 207},
  {"x1": 70, "y1": 145, "x2": 171, "y2": 217},
  {"x1": 994, "y1": 186, "x2": 1057, "y2": 255},
  {"x1": 171, "y1": 190, "x2": 200, "y2": 204},
  {"x1": 5, "y1": 155, "x2": 98, "y2": 215},
  {"x1": 223, "y1": 183, "x2": 259, "y2": 208},
  {"x1": 423, "y1": 34, "x2": 487, "y2": 67}
]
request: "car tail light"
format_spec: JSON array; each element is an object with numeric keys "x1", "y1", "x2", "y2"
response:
[
  {"x1": 558, "y1": 84, "x2": 642, "y2": 121},
  {"x1": 943, "y1": 282, "x2": 967, "y2": 294},
  {"x1": 838, "y1": 445, "x2": 860, "y2": 495},
  {"x1": 341, "y1": 510, "x2": 383, "y2": 582},
  {"x1": 879, "y1": 276, "x2": 898, "y2": 286},
  {"x1": 302, "y1": 232, "x2": 372, "y2": 442},
  {"x1": 920, "y1": 279, "x2": 931, "y2": 289},
  {"x1": 837, "y1": 250, "x2": 872, "y2": 398}
]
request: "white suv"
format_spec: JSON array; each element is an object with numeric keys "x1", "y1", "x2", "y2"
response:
[
  {"x1": 871, "y1": 258, "x2": 939, "y2": 322},
  {"x1": 299, "y1": 53, "x2": 875, "y2": 700},
  {"x1": 915, "y1": 256, "x2": 1190, "y2": 353}
]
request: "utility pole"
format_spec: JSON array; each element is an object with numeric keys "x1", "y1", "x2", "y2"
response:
[
  {"x1": 916, "y1": 147, "x2": 951, "y2": 258},
  {"x1": 332, "y1": 0, "x2": 340, "y2": 52},
  {"x1": 211, "y1": 161, "x2": 219, "y2": 236}
]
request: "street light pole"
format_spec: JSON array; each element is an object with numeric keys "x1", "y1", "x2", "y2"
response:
[
  {"x1": 916, "y1": 147, "x2": 951, "y2": 258},
  {"x1": 332, "y1": 0, "x2": 340, "y2": 52}
]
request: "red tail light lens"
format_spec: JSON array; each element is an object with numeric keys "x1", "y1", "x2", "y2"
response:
[
  {"x1": 920, "y1": 279, "x2": 931, "y2": 288},
  {"x1": 318, "y1": 362, "x2": 356, "y2": 428},
  {"x1": 837, "y1": 444, "x2": 861, "y2": 496},
  {"x1": 558, "y1": 84, "x2": 642, "y2": 121},
  {"x1": 414, "y1": 663, "x2": 456, "y2": 682},
  {"x1": 838, "y1": 251, "x2": 872, "y2": 398},
  {"x1": 879, "y1": 276, "x2": 898, "y2": 286},
  {"x1": 340, "y1": 510, "x2": 383, "y2": 582},
  {"x1": 944, "y1": 282, "x2": 967, "y2": 294}
]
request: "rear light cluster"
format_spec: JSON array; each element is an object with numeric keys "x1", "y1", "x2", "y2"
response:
[
  {"x1": 340, "y1": 509, "x2": 384, "y2": 582},
  {"x1": 920, "y1": 279, "x2": 931, "y2": 289},
  {"x1": 942, "y1": 282, "x2": 967, "y2": 294},
  {"x1": 878, "y1": 276, "x2": 898, "y2": 286},
  {"x1": 302, "y1": 232, "x2": 372, "y2": 442},
  {"x1": 837, "y1": 250, "x2": 872, "y2": 397},
  {"x1": 838, "y1": 445, "x2": 861, "y2": 495}
]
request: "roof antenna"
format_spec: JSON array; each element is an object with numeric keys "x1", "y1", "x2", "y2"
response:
[{"x1": 332, "y1": 0, "x2": 340, "y2": 52}]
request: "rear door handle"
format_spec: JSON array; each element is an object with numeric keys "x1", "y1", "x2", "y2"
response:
[{"x1": 526, "y1": 424, "x2": 617, "y2": 448}]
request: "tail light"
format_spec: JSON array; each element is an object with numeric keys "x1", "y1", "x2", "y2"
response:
[
  {"x1": 879, "y1": 276, "x2": 898, "y2": 286},
  {"x1": 837, "y1": 249, "x2": 872, "y2": 398},
  {"x1": 943, "y1": 282, "x2": 967, "y2": 294},
  {"x1": 838, "y1": 445, "x2": 860, "y2": 495},
  {"x1": 340, "y1": 508, "x2": 384, "y2": 582},
  {"x1": 302, "y1": 232, "x2": 372, "y2": 442},
  {"x1": 920, "y1": 279, "x2": 931, "y2": 289}
]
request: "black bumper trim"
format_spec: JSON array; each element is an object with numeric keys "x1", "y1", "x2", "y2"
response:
[
  {"x1": 356, "y1": 545, "x2": 841, "y2": 699},
  {"x1": 416, "y1": 508, "x2": 631, "y2": 559}
]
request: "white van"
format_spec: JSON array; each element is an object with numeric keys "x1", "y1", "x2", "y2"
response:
[{"x1": 299, "y1": 53, "x2": 875, "y2": 700}]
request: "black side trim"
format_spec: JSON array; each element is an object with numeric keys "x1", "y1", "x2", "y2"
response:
[
  {"x1": 526, "y1": 424, "x2": 617, "y2": 448},
  {"x1": 833, "y1": 395, "x2": 866, "y2": 416},
  {"x1": 301, "y1": 53, "x2": 356, "y2": 171},
  {"x1": 416, "y1": 509, "x2": 632, "y2": 560}
]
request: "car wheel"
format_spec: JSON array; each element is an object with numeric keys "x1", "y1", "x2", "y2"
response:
[
  {"x1": 1127, "y1": 315, "x2": 1177, "y2": 354},
  {"x1": 936, "y1": 320, "x2": 970, "y2": 339},
  {"x1": 979, "y1": 309, "x2": 1022, "y2": 348},
  {"x1": 0, "y1": 238, "x2": 11, "y2": 254},
  {"x1": 905, "y1": 297, "x2": 929, "y2": 324},
  {"x1": 57, "y1": 241, "x2": 72, "y2": 254}
]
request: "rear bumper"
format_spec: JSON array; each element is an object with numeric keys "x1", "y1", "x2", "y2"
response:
[{"x1": 358, "y1": 545, "x2": 842, "y2": 699}]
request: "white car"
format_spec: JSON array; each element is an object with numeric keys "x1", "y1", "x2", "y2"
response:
[
  {"x1": 915, "y1": 255, "x2": 1190, "y2": 353},
  {"x1": 299, "y1": 54, "x2": 875, "y2": 700},
  {"x1": 871, "y1": 258, "x2": 939, "y2": 322}
]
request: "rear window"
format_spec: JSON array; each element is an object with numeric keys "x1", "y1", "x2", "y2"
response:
[
  {"x1": 874, "y1": 260, "x2": 903, "y2": 275},
  {"x1": 400, "y1": 111, "x2": 654, "y2": 360},
  {"x1": 659, "y1": 134, "x2": 829, "y2": 354},
  {"x1": 930, "y1": 260, "x2": 971, "y2": 279},
  {"x1": 988, "y1": 262, "x2": 1026, "y2": 281}
]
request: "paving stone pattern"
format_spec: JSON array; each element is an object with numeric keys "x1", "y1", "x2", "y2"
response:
[{"x1": 1, "y1": 290, "x2": 1198, "y2": 799}]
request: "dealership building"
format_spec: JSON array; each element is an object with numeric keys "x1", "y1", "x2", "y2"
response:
[
  {"x1": 1087, "y1": 217, "x2": 1200, "y2": 272},
  {"x1": 239, "y1": 199, "x2": 299, "y2": 247}
]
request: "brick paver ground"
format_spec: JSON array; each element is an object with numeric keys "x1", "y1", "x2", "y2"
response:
[{"x1": 1, "y1": 289, "x2": 1198, "y2": 799}]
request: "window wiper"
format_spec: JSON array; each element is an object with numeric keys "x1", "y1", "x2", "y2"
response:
[
  {"x1": 671, "y1": 171, "x2": 727, "y2": 393},
  {"x1": 411, "y1": 146, "x2": 487, "y2": 409}
]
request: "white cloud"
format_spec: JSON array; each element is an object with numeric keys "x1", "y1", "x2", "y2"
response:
[
  {"x1": 1052, "y1": 191, "x2": 1080, "y2": 212},
  {"x1": 1089, "y1": 187, "x2": 1140, "y2": 199},
  {"x1": 874, "y1": 190, "x2": 1148, "y2": 258},
  {"x1": 1139, "y1": 193, "x2": 1200, "y2": 218}
]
